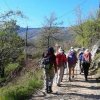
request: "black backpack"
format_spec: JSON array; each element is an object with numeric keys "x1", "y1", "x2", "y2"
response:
[
  {"x1": 42, "y1": 47, "x2": 55, "y2": 69},
  {"x1": 42, "y1": 56, "x2": 51, "y2": 65},
  {"x1": 42, "y1": 55, "x2": 53, "y2": 70},
  {"x1": 42, "y1": 47, "x2": 54, "y2": 65}
]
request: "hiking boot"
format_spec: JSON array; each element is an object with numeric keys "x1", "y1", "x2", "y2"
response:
[
  {"x1": 85, "y1": 78, "x2": 88, "y2": 81},
  {"x1": 85, "y1": 76, "x2": 88, "y2": 81},
  {"x1": 72, "y1": 76, "x2": 74, "y2": 78},
  {"x1": 69, "y1": 77, "x2": 71, "y2": 81},
  {"x1": 47, "y1": 86, "x2": 52, "y2": 93},
  {"x1": 47, "y1": 90, "x2": 52, "y2": 93},
  {"x1": 57, "y1": 84, "x2": 60, "y2": 87},
  {"x1": 49, "y1": 86, "x2": 53, "y2": 93}
]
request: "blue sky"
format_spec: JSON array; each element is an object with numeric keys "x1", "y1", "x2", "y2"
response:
[{"x1": 0, "y1": 0, "x2": 99, "y2": 28}]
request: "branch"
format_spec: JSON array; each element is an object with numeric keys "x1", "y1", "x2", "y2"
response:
[{"x1": 0, "y1": 10, "x2": 26, "y2": 20}]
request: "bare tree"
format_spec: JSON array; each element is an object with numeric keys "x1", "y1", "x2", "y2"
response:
[
  {"x1": 72, "y1": 7, "x2": 86, "y2": 46},
  {"x1": 40, "y1": 13, "x2": 63, "y2": 48}
]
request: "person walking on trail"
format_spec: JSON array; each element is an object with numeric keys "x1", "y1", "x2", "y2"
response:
[
  {"x1": 61, "y1": 50, "x2": 67, "y2": 79},
  {"x1": 82, "y1": 49, "x2": 92, "y2": 81},
  {"x1": 55, "y1": 45, "x2": 61, "y2": 56},
  {"x1": 67, "y1": 47, "x2": 77, "y2": 81},
  {"x1": 42, "y1": 47, "x2": 57, "y2": 93},
  {"x1": 56, "y1": 48, "x2": 67, "y2": 86},
  {"x1": 78, "y1": 47, "x2": 85, "y2": 74}
]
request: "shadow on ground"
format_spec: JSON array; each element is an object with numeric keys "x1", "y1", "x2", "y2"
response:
[{"x1": 44, "y1": 92, "x2": 100, "y2": 100}]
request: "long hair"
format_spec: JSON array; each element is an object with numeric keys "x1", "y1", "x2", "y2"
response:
[{"x1": 48, "y1": 47, "x2": 54, "y2": 54}]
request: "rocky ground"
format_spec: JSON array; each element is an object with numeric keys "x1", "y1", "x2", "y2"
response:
[{"x1": 29, "y1": 64, "x2": 100, "y2": 100}]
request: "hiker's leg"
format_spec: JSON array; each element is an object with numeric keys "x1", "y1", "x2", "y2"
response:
[
  {"x1": 85, "y1": 65, "x2": 88, "y2": 81},
  {"x1": 49, "y1": 68, "x2": 55, "y2": 92},
  {"x1": 68, "y1": 64, "x2": 71, "y2": 81},
  {"x1": 45, "y1": 70, "x2": 49, "y2": 92},
  {"x1": 57, "y1": 65, "x2": 63, "y2": 86},
  {"x1": 79, "y1": 60, "x2": 82, "y2": 74},
  {"x1": 57, "y1": 66, "x2": 60, "y2": 85},
  {"x1": 46, "y1": 75, "x2": 52, "y2": 93},
  {"x1": 87, "y1": 63, "x2": 90, "y2": 76},
  {"x1": 61, "y1": 64, "x2": 65, "y2": 82},
  {"x1": 85, "y1": 63, "x2": 90, "y2": 80},
  {"x1": 72, "y1": 66, "x2": 75, "y2": 78},
  {"x1": 81, "y1": 61, "x2": 83, "y2": 73},
  {"x1": 61, "y1": 65, "x2": 64, "y2": 82},
  {"x1": 82, "y1": 62, "x2": 86, "y2": 80},
  {"x1": 83, "y1": 62, "x2": 88, "y2": 81},
  {"x1": 80, "y1": 61, "x2": 83, "y2": 74},
  {"x1": 42, "y1": 68, "x2": 46, "y2": 93}
]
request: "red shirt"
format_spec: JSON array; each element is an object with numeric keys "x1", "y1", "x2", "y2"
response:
[{"x1": 56, "y1": 53, "x2": 67, "y2": 66}]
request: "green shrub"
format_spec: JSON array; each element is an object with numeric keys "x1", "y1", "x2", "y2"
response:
[
  {"x1": 32, "y1": 51, "x2": 42, "y2": 59},
  {"x1": 16, "y1": 54, "x2": 25, "y2": 65},
  {"x1": 5, "y1": 63, "x2": 19, "y2": 76},
  {"x1": 0, "y1": 69, "x2": 43, "y2": 100}
]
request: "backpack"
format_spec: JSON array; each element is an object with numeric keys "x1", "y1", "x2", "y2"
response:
[
  {"x1": 42, "y1": 52, "x2": 52, "y2": 69},
  {"x1": 79, "y1": 52, "x2": 83, "y2": 61},
  {"x1": 42, "y1": 56, "x2": 51, "y2": 65},
  {"x1": 83, "y1": 53, "x2": 91, "y2": 63},
  {"x1": 68, "y1": 51, "x2": 77, "y2": 64},
  {"x1": 42, "y1": 47, "x2": 55, "y2": 69},
  {"x1": 41, "y1": 56, "x2": 50, "y2": 69}
]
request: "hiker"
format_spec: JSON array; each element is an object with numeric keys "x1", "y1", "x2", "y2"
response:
[
  {"x1": 82, "y1": 49, "x2": 92, "y2": 81},
  {"x1": 78, "y1": 47, "x2": 85, "y2": 74},
  {"x1": 42, "y1": 47, "x2": 57, "y2": 93},
  {"x1": 55, "y1": 45, "x2": 61, "y2": 56},
  {"x1": 61, "y1": 50, "x2": 67, "y2": 82},
  {"x1": 67, "y1": 47, "x2": 77, "y2": 81},
  {"x1": 56, "y1": 48, "x2": 67, "y2": 86},
  {"x1": 78, "y1": 48, "x2": 85, "y2": 74}
]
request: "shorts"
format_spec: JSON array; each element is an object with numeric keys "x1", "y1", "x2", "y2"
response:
[{"x1": 68, "y1": 63, "x2": 76, "y2": 68}]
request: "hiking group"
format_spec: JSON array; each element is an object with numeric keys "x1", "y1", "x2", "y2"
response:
[{"x1": 41, "y1": 45, "x2": 92, "y2": 93}]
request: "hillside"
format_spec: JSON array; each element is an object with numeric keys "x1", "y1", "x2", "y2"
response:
[
  {"x1": 18, "y1": 27, "x2": 41, "y2": 40},
  {"x1": 18, "y1": 27, "x2": 76, "y2": 42}
]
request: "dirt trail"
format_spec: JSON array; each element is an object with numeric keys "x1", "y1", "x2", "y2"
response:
[{"x1": 29, "y1": 63, "x2": 100, "y2": 100}]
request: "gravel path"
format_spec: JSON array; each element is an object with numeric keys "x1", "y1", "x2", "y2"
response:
[{"x1": 29, "y1": 64, "x2": 100, "y2": 100}]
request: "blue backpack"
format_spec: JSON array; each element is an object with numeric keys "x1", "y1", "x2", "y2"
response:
[
  {"x1": 79, "y1": 52, "x2": 83, "y2": 61},
  {"x1": 68, "y1": 51, "x2": 77, "y2": 64}
]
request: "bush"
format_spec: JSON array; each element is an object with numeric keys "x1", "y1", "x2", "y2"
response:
[
  {"x1": 0, "y1": 69, "x2": 43, "y2": 100},
  {"x1": 32, "y1": 50, "x2": 43, "y2": 59},
  {"x1": 5, "y1": 63, "x2": 19, "y2": 76}
]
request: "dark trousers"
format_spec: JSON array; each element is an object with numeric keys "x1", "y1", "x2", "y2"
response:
[
  {"x1": 82, "y1": 62, "x2": 90, "y2": 80},
  {"x1": 79, "y1": 60, "x2": 83, "y2": 73}
]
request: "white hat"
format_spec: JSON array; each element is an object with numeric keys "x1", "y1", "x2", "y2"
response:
[
  {"x1": 71, "y1": 47, "x2": 74, "y2": 49},
  {"x1": 70, "y1": 48, "x2": 74, "y2": 52}
]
